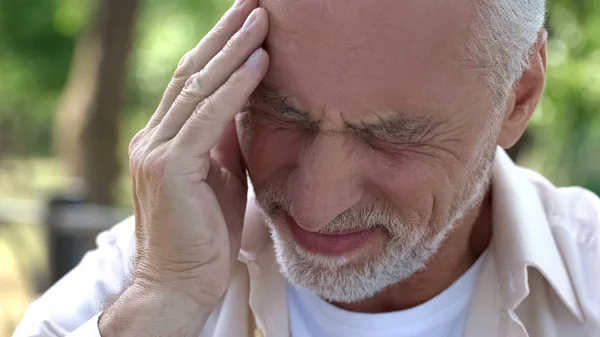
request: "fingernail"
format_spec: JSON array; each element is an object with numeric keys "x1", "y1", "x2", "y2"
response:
[
  {"x1": 233, "y1": 0, "x2": 246, "y2": 8},
  {"x1": 178, "y1": 53, "x2": 189, "y2": 68},
  {"x1": 243, "y1": 9, "x2": 258, "y2": 30},
  {"x1": 246, "y1": 48, "x2": 263, "y2": 66},
  {"x1": 175, "y1": 54, "x2": 190, "y2": 77}
]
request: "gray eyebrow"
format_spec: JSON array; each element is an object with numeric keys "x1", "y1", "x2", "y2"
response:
[
  {"x1": 348, "y1": 114, "x2": 437, "y2": 142},
  {"x1": 249, "y1": 85, "x2": 316, "y2": 126},
  {"x1": 250, "y1": 85, "x2": 439, "y2": 142}
]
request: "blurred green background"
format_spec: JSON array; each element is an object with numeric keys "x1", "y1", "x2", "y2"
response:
[{"x1": 0, "y1": 0, "x2": 599, "y2": 335}]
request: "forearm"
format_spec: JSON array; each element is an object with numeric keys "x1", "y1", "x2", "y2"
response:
[{"x1": 98, "y1": 283, "x2": 211, "y2": 337}]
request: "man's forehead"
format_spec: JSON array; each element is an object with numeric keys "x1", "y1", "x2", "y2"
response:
[
  {"x1": 259, "y1": 0, "x2": 480, "y2": 121},
  {"x1": 261, "y1": 0, "x2": 470, "y2": 42}
]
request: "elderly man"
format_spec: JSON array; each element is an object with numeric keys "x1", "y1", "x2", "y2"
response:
[{"x1": 14, "y1": 0, "x2": 600, "y2": 336}]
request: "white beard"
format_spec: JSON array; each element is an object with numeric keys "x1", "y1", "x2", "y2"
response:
[
  {"x1": 270, "y1": 218, "x2": 446, "y2": 303},
  {"x1": 257, "y1": 147, "x2": 495, "y2": 303}
]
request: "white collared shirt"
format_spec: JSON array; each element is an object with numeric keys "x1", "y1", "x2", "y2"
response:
[{"x1": 13, "y1": 148, "x2": 600, "y2": 337}]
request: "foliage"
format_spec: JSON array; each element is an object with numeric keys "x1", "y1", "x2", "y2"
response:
[
  {"x1": 0, "y1": 0, "x2": 84, "y2": 155},
  {"x1": 525, "y1": 0, "x2": 600, "y2": 193},
  {"x1": 0, "y1": 0, "x2": 228, "y2": 157}
]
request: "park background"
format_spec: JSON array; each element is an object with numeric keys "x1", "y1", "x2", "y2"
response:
[{"x1": 0, "y1": 0, "x2": 599, "y2": 335}]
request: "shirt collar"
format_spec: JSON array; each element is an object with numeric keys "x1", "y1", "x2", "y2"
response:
[
  {"x1": 239, "y1": 197, "x2": 290, "y2": 337},
  {"x1": 239, "y1": 147, "x2": 584, "y2": 322},
  {"x1": 490, "y1": 148, "x2": 583, "y2": 321}
]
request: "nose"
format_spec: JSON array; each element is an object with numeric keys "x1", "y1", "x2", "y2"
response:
[{"x1": 287, "y1": 133, "x2": 363, "y2": 232}]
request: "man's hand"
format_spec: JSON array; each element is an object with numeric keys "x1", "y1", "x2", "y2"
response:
[{"x1": 99, "y1": 0, "x2": 269, "y2": 335}]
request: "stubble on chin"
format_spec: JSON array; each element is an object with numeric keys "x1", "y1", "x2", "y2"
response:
[
  {"x1": 252, "y1": 144, "x2": 495, "y2": 303},
  {"x1": 255, "y1": 192, "x2": 443, "y2": 303}
]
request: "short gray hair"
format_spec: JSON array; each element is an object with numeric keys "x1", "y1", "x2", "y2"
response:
[{"x1": 462, "y1": 0, "x2": 546, "y2": 113}]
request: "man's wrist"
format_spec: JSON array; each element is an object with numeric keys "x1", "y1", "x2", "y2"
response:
[{"x1": 99, "y1": 282, "x2": 212, "y2": 337}]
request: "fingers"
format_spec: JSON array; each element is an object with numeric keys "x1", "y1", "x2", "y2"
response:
[
  {"x1": 154, "y1": 7, "x2": 269, "y2": 141},
  {"x1": 146, "y1": 0, "x2": 258, "y2": 129},
  {"x1": 174, "y1": 48, "x2": 269, "y2": 157}
]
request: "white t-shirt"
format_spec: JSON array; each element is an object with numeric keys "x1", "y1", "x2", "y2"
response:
[{"x1": 287, "y1": 251, "x2": 488, "y2": 337}]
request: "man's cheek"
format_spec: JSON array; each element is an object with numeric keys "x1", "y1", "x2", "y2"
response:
[{"x1": 246, "y1": 127, "x2": 304, "y2": 181}]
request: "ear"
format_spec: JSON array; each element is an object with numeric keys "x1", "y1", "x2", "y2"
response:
[{"x1": 497, "y1": 29, "x2": 548, "y2": 149}]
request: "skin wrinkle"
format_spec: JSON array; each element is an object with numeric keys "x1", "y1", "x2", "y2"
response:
[
  {"x1": 369, "y1": 122, "x2": 470, "y2": 175},
  {"x1": 251, "y1": 125, "x2": 494, "y2": 304},
  {"x1": 240, "y1": 0, "x2": 544, "y2": 313},
  {"x1": 250, "y1": 85, "x2": 451, "y2": 145},
  {"x1": 245, "y1": 80, "x2": 493, "y2": 303}
]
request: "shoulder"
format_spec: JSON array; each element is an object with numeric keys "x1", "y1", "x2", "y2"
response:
[
  {"x1": 519, "y1": 167, "x2": 600, "y2": 243},
  {"x1": 13, "y1": 216, "x2": 138, "y2": 336},
  {"x1": 519, "y1": 167, "x2": 600, "y2": 323}
]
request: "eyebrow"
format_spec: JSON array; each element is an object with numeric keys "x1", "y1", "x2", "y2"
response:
[
  {"x1": 250, "y1": 85, "x2": 439, "y2": 142},
  {"x1": 249, "y1": 85, "x2": 316, "y2": 127},
  {"x1": 348, "y1": 114, "x2": 438, "y2": 143}
]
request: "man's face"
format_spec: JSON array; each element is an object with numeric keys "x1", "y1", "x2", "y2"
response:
[{"x1": 238, "y1": 0, "x2": 498, "y2": 302}]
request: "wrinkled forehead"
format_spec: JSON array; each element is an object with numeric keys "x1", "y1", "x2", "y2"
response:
[{"x1": 259, "y1": 0, "x2": 482, "y2": 118}]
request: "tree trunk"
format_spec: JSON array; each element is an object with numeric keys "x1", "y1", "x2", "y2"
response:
[{"x1": 54, "y1": 0, "x2": 139, "y2": 205}]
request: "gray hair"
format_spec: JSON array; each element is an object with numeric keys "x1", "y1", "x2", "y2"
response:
[{"x1": 463, "y1": 0, "x2": 546, "y2": 114}]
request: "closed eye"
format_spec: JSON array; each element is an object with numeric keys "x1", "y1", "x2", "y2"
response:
[
  {"x1": 247, "y1": 86, "x2": 318, "y2": 130},
  {"x1": 249, "y1": 105, "x2": 316, "y2": 130},
  {"x1": 352, "y1": 127, "x2": 421, "y2": 149}
]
